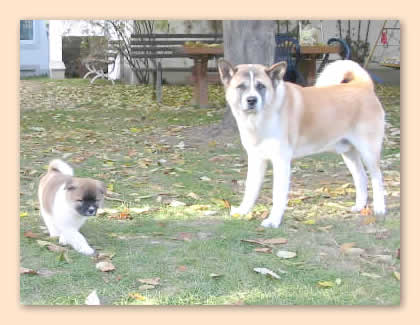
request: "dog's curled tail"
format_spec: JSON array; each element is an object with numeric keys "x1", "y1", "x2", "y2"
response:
[
  {"x1": 315, "y1": 60, "x2": 373, "y2": 89},
  {"x1": 48, "y1": 159, "x2": 74, "y2": 176}
]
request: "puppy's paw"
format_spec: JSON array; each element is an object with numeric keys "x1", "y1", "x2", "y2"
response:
[
  {"x1": 78, "y1": 246, "x2": 95, "y2": 256},
  {"x1": 261, "y1": 217, "x2": 281, "y2": 228},
  {"x1": 230, "y1": 206, "x2": 249, "y2": 216},
  {"x1": 59, "y1": 235, "x2": 68, "y2": 246}
]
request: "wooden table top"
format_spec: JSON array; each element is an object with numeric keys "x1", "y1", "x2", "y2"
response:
[{"x1": 179, "y1": 44, "x2": 340, "y2": 57}]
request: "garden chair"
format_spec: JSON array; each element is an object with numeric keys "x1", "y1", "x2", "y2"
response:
[{"x1": 274, "y1": 34, "x2": 305, "y2": 85}]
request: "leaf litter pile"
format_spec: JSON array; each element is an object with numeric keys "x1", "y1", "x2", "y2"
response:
[{"x1": 20, "y1": 79, "x2": 400, "y2": 305}]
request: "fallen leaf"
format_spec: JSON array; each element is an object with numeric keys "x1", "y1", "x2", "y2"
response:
[
  {"x1": 23, "y1": 231, "x2": 39, "y2": 238},
  {"x1": 200, "y1": 176, "x2": 211, "y2": 182},
  {"x1": 340, "y1": 242, "x2": 356, "y2": 253},
  {"x1": 138, "y1": 285, "x2": 155, "y2": 291},
  {"x1": 20, "y1": 212, "x2": 29, "y2": 218},
  {"x1": 209, "y1": 273, "x2": 223, "y2": 279},
  {"x1": 393, "y1": 271, "x2": 400, "y2": 281},
  {"x1": 302, "y1": 219, "x2": 316, "y2": 225},
  {"x1": 261, "y1": 238, "x2": 288, "y2": 245},
  {"x1": 169, "y1": 200, "x2": 186, "y2": 207},
  {"x1": 318, "y1": 281, "x2": 335, "y2": 288},
  {"x1": 318, "y1": 225, "x2": 333, "y2": 232},
  {"x1": 20, "y1": 267, "x2": 38, "y2": 275},
  {"x1": 85, "y1": 290, "x2": 101, "y2": 305},
  {"x1": 276, "y1": 251, "x2": 297, "y2": 259},
  {"x1": 137, "y1": 277, "x2": 160, "y2": 286},
  {"x1": 96, "y1": 261, "x2": 115, "y2": 272},
  {"x1": 253, "y1": 267, "x2": 281, "y2": 279},
  {"x1": 372, "y1": 254, "x2": 393, "y2": 264},
  {"x1": 361, "y1": 272, "x2": 382, "y2": 279},
  {"x1": 128, "y1": 292, "x2": 146, "y2": 301},
  {"x1": 186, "y1": 192, "x2": 200, "y2": 200},
  {"x1": 254, "y1": 247, "x2": 272, "y2": 254},
  {"x1": 176, "y1": 265, "x2": 188, "y2": 272},
  {"x1": 95, "y1": 252, "x2": 116, "y2": 261},
  {"x1": 335, "y1": 278, "x2": 342, "y2": 285},
  {"x1": 345, "y1": 248, "x2": 366, "y2": 256}
]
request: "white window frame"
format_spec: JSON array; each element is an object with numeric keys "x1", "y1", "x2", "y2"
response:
[{"x1": 20, "y1": 20, "x2": 36, "y2": 45}]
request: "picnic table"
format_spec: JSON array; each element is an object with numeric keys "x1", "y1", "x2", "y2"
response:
[
  {"x1": 177, "y1": 44, "x2": 340, "y2": 107},
  {"x1": 176, "y1": 46, "x2": 223, "y2": 108},
  {"x1": 298, "y1": 45, "x2": 341, "y2": 85}
]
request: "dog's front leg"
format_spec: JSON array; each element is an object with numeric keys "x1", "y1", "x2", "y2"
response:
[
  {"x1": 231, "y1": 155, "x2": 267, "y2": 216},
  {"x1": 261, "y1": 157, "x2": 291, "y2": 228},
  {"x1": 59, "y1": 229, "x2": 95, "y2": 256}
]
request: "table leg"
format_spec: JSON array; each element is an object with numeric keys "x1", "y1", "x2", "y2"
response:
[
  {"x1": 300, "y1": 56, "x2": 317, "y2": 86},
  {"x1": 192, "y1": 57, "x2": 209, "y2": 108}
]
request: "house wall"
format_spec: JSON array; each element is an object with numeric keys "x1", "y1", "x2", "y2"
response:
[{"x1": 20, "y1": 20, "x2": 50, "y2": 77}]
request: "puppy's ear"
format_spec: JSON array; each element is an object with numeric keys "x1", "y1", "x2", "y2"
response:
[
  {"x1": 64, "y1": 179, "x2": 76, "y2": 191},
  {"x1": 266, "y1": 61, "x2": 287, "y2": 85},
  {"x1": 218, "y1": 59, "x2": 236, "y2": 87},
  {"x1": 97, "y1": 181, "x2": 106, "y2": 196}
]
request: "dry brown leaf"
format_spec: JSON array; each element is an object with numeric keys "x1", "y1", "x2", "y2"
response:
[
  {"x1": 96, "y1": 261, "x2": 115, "y2": 272},
  {"x1": 176, "y1": 265, "x2": 188, "y2": 272},
  {"x1": 340, "y1": 242, "x2": 356, "y2": 253},
  {"x1": 20, "y1": 267, "x2": 38, "y2": 275},
  {"x1": 393, "y1": 271, "x2": 400, "y2": 281},
  {"x1": 138, "y1": 285, "x2": 155, "y2": 291},
  {"x1": 254, "y1": 247, "x2": 272, "y2": 254},
  {"x1": 261, "y1": 238, "x2": 288, "y2": 245},
  {"x1": 23, "y1": 230, "x2": 39, "y2": 239}
]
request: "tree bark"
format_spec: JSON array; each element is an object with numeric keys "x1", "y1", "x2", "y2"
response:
[{"x1": 219, "y1": 20, "x2": 276, "y2": 132}]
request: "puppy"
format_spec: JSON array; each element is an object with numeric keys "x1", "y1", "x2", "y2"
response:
[
  {"x1": 38, "y1": 159, "x2": 105, "y2": 255},
  {"x1": 218, "y1": 59, "x2": 386, "y2": 228}
]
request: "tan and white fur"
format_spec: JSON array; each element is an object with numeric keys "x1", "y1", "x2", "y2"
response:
[
  {"x1": 218, "y1": 59, "x2": 385, "y2": 228},
  {"x1": 38, "y1": 159, "x2": 106, "y2": 255}
]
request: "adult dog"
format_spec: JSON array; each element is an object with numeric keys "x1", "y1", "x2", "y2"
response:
[{"x1": 218, "y1": 59, "x2": 385, "y2": 228}]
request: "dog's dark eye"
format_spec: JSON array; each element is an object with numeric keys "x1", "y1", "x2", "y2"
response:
[
  {"x1": 256, "y1": 83, "x2": 266, "y2": 90},
  {"x1": 237, "y1": 83, "x2": 246, "y2": 90},
  {"x1": 77, "y1": 199, "x2": 83, "y2": 202}
]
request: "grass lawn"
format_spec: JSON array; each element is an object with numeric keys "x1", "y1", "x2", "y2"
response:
[{"x1": 20, "y1": 78, "x2": 400, "y2": 305}]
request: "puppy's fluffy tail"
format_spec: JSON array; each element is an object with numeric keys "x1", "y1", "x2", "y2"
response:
[
  {"x1": 48, "y1": 159, "x2": 74, "y2": 176},
  {"x1": 315, "y1": 60, "x2": 373, "y2": 89}
]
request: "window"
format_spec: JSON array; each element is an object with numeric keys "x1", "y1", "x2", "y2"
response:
[{"x1": 20, "y1": 20, "x2": 34, "y2": 41}]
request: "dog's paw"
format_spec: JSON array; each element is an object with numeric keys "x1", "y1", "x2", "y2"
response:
[
  {"x1": 59, "y1": 235, "x2": 68, "y2": 246},
  {"x1": 261, "y1": 217, "x2": 281, "y2": 228},
  {"x1": 373, "y1": 205, "x2": 386, "y2": 216},
  {"x1": 78, "y1": 246, "x2": 95, "y2": 256},
  {"x1": 351, "y1": 205, "x2": 365, "y2": 213},
  {"x1": 230, "y1": 206, "x2": 249, "y2": 216}
]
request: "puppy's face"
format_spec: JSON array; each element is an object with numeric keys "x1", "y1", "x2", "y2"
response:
[
  {"x1": 218, "y1": 60, "x2": 287, "y2": 115},
  {"x1": 64, "y1": 178, "x2": 106, "y2": 217}
]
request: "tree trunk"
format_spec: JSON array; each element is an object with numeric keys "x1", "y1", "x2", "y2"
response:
[{"x1": 219, "y1": 20, "x2": 276, "y2": 132}]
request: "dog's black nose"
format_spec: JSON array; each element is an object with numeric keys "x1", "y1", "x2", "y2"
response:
[
  {"x1": 247, "y1": 96, "x2": 257, "y2": 107},
  {"x1": 87, "y1": 206, "x2": 96, "y2": 215}
]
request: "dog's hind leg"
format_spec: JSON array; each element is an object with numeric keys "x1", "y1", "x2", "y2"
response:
[
  {"x1": 354, "y1": 136, "x2": 386, "y2": 215},
  {"x1": 341, "y1": 149, "x2": 368, "y2": 212},
  {"x1": 231, "y1": 156, "x2": 267, "y2": 216}
]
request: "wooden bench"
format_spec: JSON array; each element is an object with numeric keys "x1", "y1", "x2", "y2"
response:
[{"x1": 130, "y1": 33, "x2": 223, "y2": 104}]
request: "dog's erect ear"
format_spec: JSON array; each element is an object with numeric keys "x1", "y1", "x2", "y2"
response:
[
  {"x1": 218, "y1": 59, "x2": 236, "y2": 86},
  {"x1": 266, "y1": 61, "x2": 287, "y2": 85},
  {"x1": 64, "y1": 179, "x2": 76, "y2": 191}
]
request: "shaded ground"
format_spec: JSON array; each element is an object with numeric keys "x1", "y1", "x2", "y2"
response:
[{"x1": 20, "y1": 78, "x2": 400, "y2": 305}]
